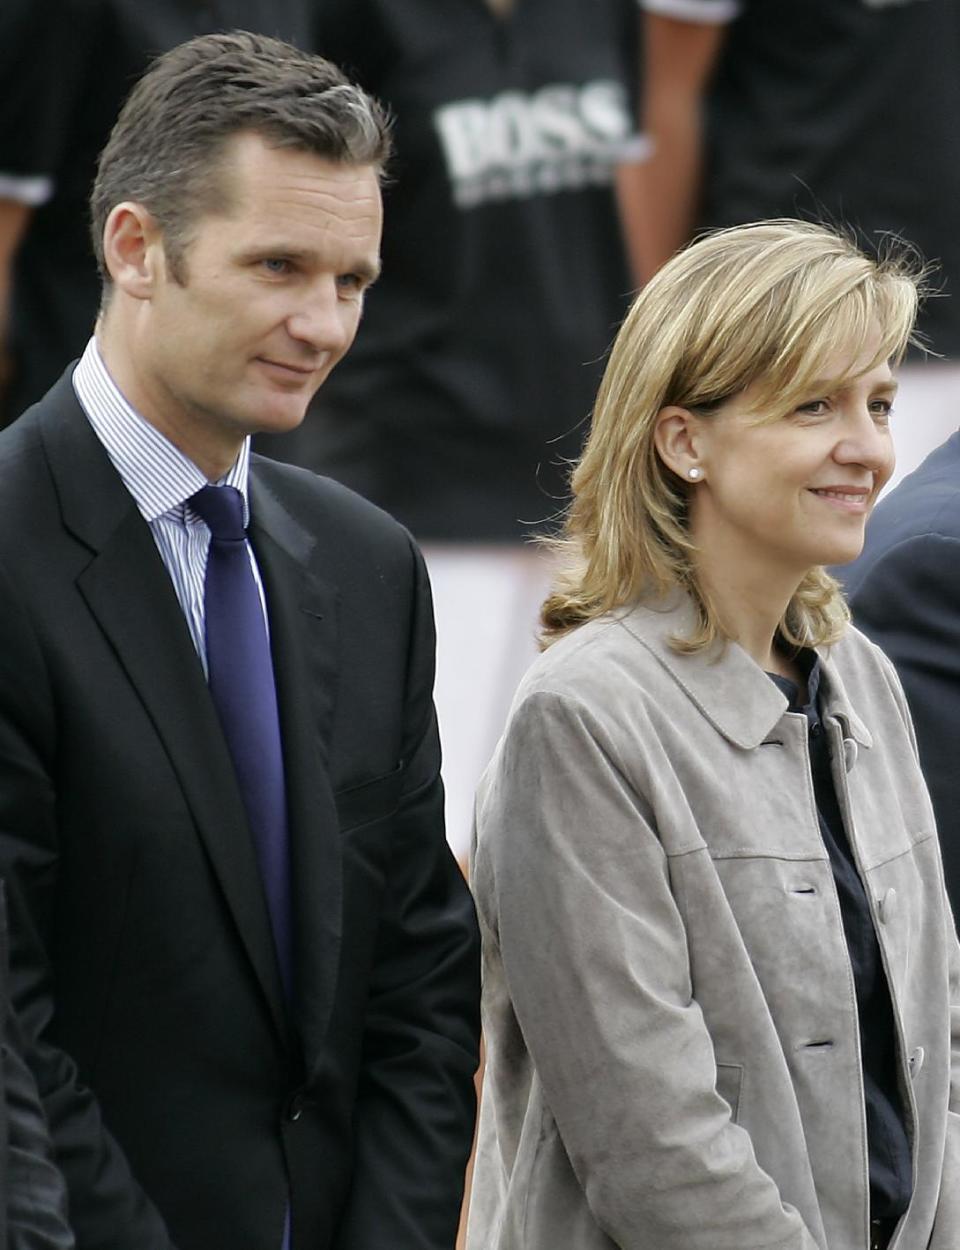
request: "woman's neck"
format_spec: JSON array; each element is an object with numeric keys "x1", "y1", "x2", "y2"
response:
[{"x1": 695, "y1": 563, "x2": 799, "y2": 676}]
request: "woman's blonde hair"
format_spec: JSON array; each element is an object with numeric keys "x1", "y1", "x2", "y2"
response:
[{"x1": 541, "y1": 219, "x2": 925, "y2": 650}]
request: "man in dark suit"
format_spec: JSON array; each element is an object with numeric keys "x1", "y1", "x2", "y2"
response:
[
  {"x1": 0, "y1": 30, "x2": 480, "y2": 1250},
  {"x1": 841, "y1": 432, "x2": 960, "y2": 929}
]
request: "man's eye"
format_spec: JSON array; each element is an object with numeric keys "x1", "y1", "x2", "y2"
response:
[
  {"x1": 262, "y1": 258, "x2": 291, "y2": 275},
  {"x1": 336, "y1": 273, "x2": 363, "y2": 293}
]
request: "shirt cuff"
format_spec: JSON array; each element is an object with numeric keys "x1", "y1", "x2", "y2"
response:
[
  {"x1": 0, "y1": 173, "x2": 54, "y2": 206},
  {"x1": 638, "y1": 0, "x2": 740, "y2": 23}
]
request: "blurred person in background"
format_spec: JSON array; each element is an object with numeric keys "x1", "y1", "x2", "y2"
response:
[
  {"x1": 469, "y1": 220, "x2": 959, "y2": 1250},
  {"x1": 0, "y1": 0, "x2": 313, "y2": 426},
  {"x1": 261, "y1": 0, "x2": 639, "y2": 862},
  {"x1": 618, "y1": 0, "x2": 960, "y2": 490}
]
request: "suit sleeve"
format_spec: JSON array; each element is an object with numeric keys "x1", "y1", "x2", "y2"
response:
[
  {"x1": 4, "y1": 987, "x2": 74, "y2": 1250},
  {"x1": 0, "y1": 563, "x2": 176, "y2": 1250},
  {"x1": 847, "y1": 531, "x2": 960, "y2": 925},
  {"x1": 331, "y1": 538, "x2": 481, "y2": 1250},
  {"x1": 472, "y1": 687, "x2": 819, "y2": 1250}
]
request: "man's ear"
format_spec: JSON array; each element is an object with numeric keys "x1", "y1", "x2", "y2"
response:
[
  {"x1": 101, "y1": 202, "x2": 165, "y2": 300},
  {"x1": 653, "y1": 405, "x2": 706, "y2": 483}
]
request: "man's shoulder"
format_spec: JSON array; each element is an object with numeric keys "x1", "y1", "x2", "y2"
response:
[
  {"x1": 249, "y1": 453, "x2": 419, "y2": 568},
  {"x1": 0, "y1": 376, "x2": 75, "y2": 507},
  {"x1": 870, "y1": 433, "x2": 960, "y2": 541},
  {"x1": 827, "y1": 621, "x2": 896, "y2": 686},
  {"x1": 0, "y1": 366, "x2": 79, "y2": 447},
  {"x1": 841, "y1": 433, "x2": 960, "y2": 596}
]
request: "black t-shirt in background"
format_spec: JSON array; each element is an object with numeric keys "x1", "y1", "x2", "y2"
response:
[
  {"x1": 643, "y1": 0, "x2": 960, "y2": 357},
  {"x1": 260, "y1": 0, "x2": 635, "y2": 542}
]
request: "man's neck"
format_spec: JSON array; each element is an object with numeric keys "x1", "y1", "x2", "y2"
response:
[{"x1": 96, "y1": 321, "x2": 241, "y2": 483}]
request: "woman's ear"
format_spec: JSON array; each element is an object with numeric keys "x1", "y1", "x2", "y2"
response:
[
  {"x1": 101, "y1": 201, "x2": 165, "y2": 300},
  {"x1": 654, "y1": 405, "x2": 705, "y2": 483}
]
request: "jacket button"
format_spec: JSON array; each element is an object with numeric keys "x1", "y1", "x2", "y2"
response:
[
  {"x1": 877, "y1": 887, "x2": 897, "y2": 924},
  {"x1": 908, "y1": 1046, "x2": 925, "y2": 1077},
  {"x1": 287, "y1": 1093, "x2": 305, "y2": 1122},
  {"x1": 843, "y1": 738, "x2": 858, "y2": 771}
]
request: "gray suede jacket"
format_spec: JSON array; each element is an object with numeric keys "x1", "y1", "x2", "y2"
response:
[{"x1": 469, "y1": 594, "x2": 960, "y2": 1250}]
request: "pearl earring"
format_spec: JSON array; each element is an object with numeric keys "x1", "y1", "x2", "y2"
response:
[{"x1": 687, "y1": 467, "x2": 702, "y2": 481}]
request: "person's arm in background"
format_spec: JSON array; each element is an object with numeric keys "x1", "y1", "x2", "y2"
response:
[
  {"x1": 0, "y1": 0, "x2": 71, "y2": 425},
  {"x1": 0, "y1": 199, "x2": 34, "y2": 421},
  {"x1": 616, "y1": 5, "x2": 732, "y2": 286}
]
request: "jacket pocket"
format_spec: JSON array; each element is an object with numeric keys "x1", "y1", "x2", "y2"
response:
[{"x1": 334, "y1": 763, "x2": 404, "y2": 833}]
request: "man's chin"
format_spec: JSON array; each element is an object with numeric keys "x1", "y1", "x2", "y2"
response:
[{"x1": 252, "y1": 399, "x2": 313, "y2": 438}]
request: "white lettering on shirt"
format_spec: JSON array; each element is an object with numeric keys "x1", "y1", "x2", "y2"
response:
[{"x1": 433, "y1": 79, "x2": 633, "y2": 209}]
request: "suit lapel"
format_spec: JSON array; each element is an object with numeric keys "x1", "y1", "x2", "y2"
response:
[
  {"x1": 249, "y1": 469, "x2": 343, "y2": 1065},
  {"x1": 38, "y1": 385, "x2": 290, "y2": 1046}
]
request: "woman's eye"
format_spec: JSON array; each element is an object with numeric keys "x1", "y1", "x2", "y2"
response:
[
  {"x1": 870, "y1": 399, "x2": 894, "y2": 423},
  {"x1": 795, "y1": 399, "x2": 829, "y2": 417}
]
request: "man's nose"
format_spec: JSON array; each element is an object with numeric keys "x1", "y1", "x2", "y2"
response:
[{"x1": 286, "y1": 281, "x2": 352, "y2": 353}]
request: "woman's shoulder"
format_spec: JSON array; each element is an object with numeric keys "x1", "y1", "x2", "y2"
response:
[
  {"x1": 517, "y1": 603, "x2": 672, "y2": 706},
  {"x1": 825, "y1": 621, "x2": 901, "y2": 688},
  {"x1": 510, "y1": 595, "x2": 733, "y2": 741}
]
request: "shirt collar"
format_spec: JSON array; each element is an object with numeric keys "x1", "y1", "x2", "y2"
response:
[
  {"x1": 71, "y1": 337, "x2": 251, "y2": 525},
  {"x1": 766, "y1": 650, "x2": 823, "y2": 730}
]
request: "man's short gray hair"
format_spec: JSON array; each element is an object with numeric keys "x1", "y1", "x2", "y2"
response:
[{"x1": 90, "y1": 30, "x2": 391, "y2": 290}]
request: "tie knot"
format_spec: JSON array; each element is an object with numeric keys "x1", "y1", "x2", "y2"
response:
[{"x1": 190, "y1": 485, "x2": 247, "y2": 542}]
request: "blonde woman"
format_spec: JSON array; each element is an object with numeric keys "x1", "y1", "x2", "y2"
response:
[{"x1": 468, "y1": 221, "x2": 959, "y2": 1250}]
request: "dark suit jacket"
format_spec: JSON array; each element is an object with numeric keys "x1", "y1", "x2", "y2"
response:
[
  {"x1": 840, "y1": 430, "x2": 960, "y2": 928},
  {"x1": 0, "y1": 882, "x2": 75, "y2": 1250},
  {"x1": 0, "y1": 372, "x2": 481, "y2": 1250}
]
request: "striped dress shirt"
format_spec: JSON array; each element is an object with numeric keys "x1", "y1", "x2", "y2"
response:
[{"x1": 72, "y1": 337, "x2": 268, "y2": 672}]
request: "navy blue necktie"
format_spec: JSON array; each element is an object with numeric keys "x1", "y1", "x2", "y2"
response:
[{"x1": 190, "y1": 485, "x2": 294, "y2": 1004}]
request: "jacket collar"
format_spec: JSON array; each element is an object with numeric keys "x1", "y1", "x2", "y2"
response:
[
  {"x1": 815, "y1": 653, "x2": 873, "y2": 749},
  {"x1": 617, "y1": 592, "x2": 873, "y2": 750}
]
